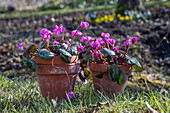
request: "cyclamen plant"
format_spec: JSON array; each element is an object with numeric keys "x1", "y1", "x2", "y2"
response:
[
  {"x1": 17, "y1": 21, "x2": 89, "y2": 99},
  {"x1": 78, "y1": 31, "x2": 143, "y2": 85}
]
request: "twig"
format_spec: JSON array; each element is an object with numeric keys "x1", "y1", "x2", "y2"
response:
[
  {"x1": 145, "y1": 101, "x2": 158, "y2": 113},
  {"x1": 156, "y1": 31, "x2": 169, "y2": 48}
]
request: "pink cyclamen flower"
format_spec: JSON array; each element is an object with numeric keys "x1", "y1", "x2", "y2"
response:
[
  {"x1": 59, "y1": 24, "x2": 63, "y2": 30},
  {"x1": 53, "y1": 41, "x2": 59, "y2": 45},
  {"x1": 53, "y1": 25, "x2": 60, "y2": 36},
  {"x1": 66, "y1": 92, "x2": 75, "y2": 99},
  {"x1": 95, "y1": 38, "x2": 104, "y2": 45},
  {"x1": 72, "y1": 30, "x2": 82, "y2": 36},
  {"x1": 81, "y1": 36, "x2": 92, "y2": 42},
  {"x1": 59, "y1": 24, "x2": 66, "y2": 33},
  {"x1": 90, "y1": 50, "x2": 99, "y2": 57},
  {"x1": 77, "y1": 43, "x2": 85, "y2": 52},
  {"x1": 61, "y1": 27, "x2": 66, "y2": 33},
  {"x1": 101, "y1": 32, "x2": 110, "y2": 40},
  {"x1": 40, "y1": 28, "x2": 53, "y2": 40},
  {"x1": 132, "y1": 37, "x2": 139, "y2": 41},
  {"x1": 114, "y1": 46, "x2": 119, "y2": 51},
  {"x1": 123, "y1": 39, "x2": 132, "y2": 46},
  {"x1": 17, "y1": 43, "x2": 23, "y2": 50},
  {"x1": 80, "y1": 21, "x2": 89, "y2": 28},
  {"x1": 65, "y1": 41, "x2": 70, "y2": 46},
  {"x1": 108, "y1": 39, "x2": 116, "y2": 45},
  {"x1": 90, "y1": 41, "x2": 100, "y2": 48}
]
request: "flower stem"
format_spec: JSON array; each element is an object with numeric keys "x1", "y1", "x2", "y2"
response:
[{"x1": 66, "y1": 26, "x2": 81, "y2": 51}]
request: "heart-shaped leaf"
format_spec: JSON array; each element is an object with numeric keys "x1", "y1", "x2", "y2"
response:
[
  {"x1": 117, "y1": 69, "x2": 125, "y2": 85},
  {"x1": 95, "y1": 72, "x2": 104, "y2": 79},
  {"x1": 23, "y1": 44, "x2": 37, "y2": 58},
  {"x1": 60, "y1": 43, "x2": 68, "y2": 50},
  {"x1": 23, "y1": 59, "x2": 37, "y2": 72},
  {"x1": 126, "y1": 55, "x2": 142, "y2": 68},
  {"x1": 60, "y1": 54, "x2": 71, "y2": 63},
  {"x1": 108, "y1": 64, "x2": 118, "y2": 82},
  {"x1": 132, "y1": 57, "x2": 143, "y2": 72},
  {"x1": 59, "y1": 49, "x2": 72, "y2": 57},
  {"x1": 68, "y1": 44, "x2": 77, "y2": 56},
  {"x1": 101, "y1": 48, "x2": 115, "y2": 56},
  {"x1": 84, "y1": 68, "x2": 92, "y2": 79},
  {"x1": 37, "y1": 49, "x2": 54, "y2": 60}
]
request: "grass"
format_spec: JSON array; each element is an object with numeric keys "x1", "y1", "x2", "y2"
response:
[
  {"x1": 0, "y1": 73, "x2": 169, "y2": 112},
  {"x1": 0, "y1": 1, "x2": 170, "y2": 19},
  {"x1": 0, "y1": 5, "x2": 116, "y2": 19}
]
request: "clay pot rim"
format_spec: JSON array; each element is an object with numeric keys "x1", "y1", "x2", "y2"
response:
[
  {"x1": 32, "y1": 55, "x2": 79, "y2": 65},
  {"x1": 91, "y1": 62, "x2": 132, "y2": 67},
  {"x1": 90, "y1": 62, "x2": 132, "y2": 73}
]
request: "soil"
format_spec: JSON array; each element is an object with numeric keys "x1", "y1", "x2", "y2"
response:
[{"x1": 0, "y1": 7, "x2": 169, "y2": 77}]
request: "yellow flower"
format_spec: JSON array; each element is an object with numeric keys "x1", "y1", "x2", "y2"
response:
[
  {"x1": 125, "y1": 15, "x2": 129, "y2": 20},
  {"x1": 95, "y1": 18, "x2": 100, "y2": 23},
  {"x1": 104, "y1": 19, "x2": 108, "y2": 23},
  {"x1": 117, "y1": 14, "x2": 121, "y2": 17},
  {"x1": 130, "y1": 16, "x2": 133, "y2": 20},
  {"x1": 119, "y1": 16, "x2": 124, "y2": 20},
  {"x1": 109, "y1": 17, "x2": 114, "y2": 21},
  {"x1": 99, "y1": 17, "x2": 104, "y2": 22},
  {"x1": 104, "y1": 15, "x2": 108, "y2": 20}
]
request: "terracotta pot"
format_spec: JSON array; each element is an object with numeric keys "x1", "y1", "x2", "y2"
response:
[
  {"x1": 90, "y1": 62, "x2": 132, "y2": 97},
  {"x1": 33, "y1": 55, "x2": 79, "y2": 100}
]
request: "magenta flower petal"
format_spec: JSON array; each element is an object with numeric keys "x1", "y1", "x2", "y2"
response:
[
  {"x1": 113, "y1": 46, "x2": 119, "y2": 51},
  {"x1": 65, "y1": 41, "x2": 70, "y2": 46},
  {"x1": 53, "y1": 25, "x2": 60, "y2": 36},
  {"x1": 77, "y1": 43, "x2": 85, "y2": 52},
  {"x1": 81, "y1": 36, "x2": 92, "y2": 42},
  {"x1": 72, "y1": 30, "x2": 82, "y2": 36},
  {"x1": 108, "y1": 39, "x2": 116, "y2": 45},
  {"x1": 17, "y1": 43, "x2": 23, "y2": 50},
  {"x1": 40, "y1": 28, "x2": 53, "y2": 40},
  {"x1": 80, "y1": 21, "x2": 89, "y2": 28},
  {"x1": 132, "y1": 37, "x2": 139, "y2": 41},
  {"x1": 101, "y1": 32, "x2": 105, "y2": 37},
  {"x1": 62, "y1": 28, "x2": 66, "y2": 33},
  {"x1": 59, "y1": 24, "x2": 63, "y2": 30},
  {"x1": 126, "y1": 39, "x2": 132, "y2": 45},
  {"x1": 101, "y1": 32, "x2": 110, "y2": 40},
  {"x1": 53, "y1": 41, "x2": 59, "y2": 45},
  {"x1": 96, "y1": 38, "x2": 104, "y2": 45},
  {"x1": 66, "y1": 92, "x2": 75, "y2": 99}
]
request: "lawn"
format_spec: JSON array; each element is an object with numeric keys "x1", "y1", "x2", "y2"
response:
[{"x1": 0, "y1": 73, "x2": 169, "y2": 112}]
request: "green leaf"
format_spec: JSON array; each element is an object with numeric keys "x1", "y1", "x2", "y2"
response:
[
  {"x1": 60, "y1": 54, "x2": 71, "y2": 63},
  {"x1": 101, "y1": 48, "x2": 115, "y2": 56},
  {"x1": 108, "y1": 64, "x2": 118, "y2": 82},
  {"x1": 23, "y1": 44, "x2": 37, "y2": 58},
  {"x1": 59, "y1": 48, "x2": 72, "y2": 57},
  {"x1": 23, "y1": 59, "x2": 37, "y2": 72},
  {"x1": 60, "y1": 43, "x2": 68, "y2": 50},
  {"x1": 84, "y1": 68, "x2": 92, "y2": 79},
  {"x1": 132, "y1": 57, "x2": 143, "y2": 72},
  {"x1": 37, "y1": 49, "x2": 54, "y2": 60},
  {"x1": 117, "y1": 69, "x2": 125, "y2": 85},
  {"x1": 68, "y1": 44, "x2": 77, "y2": 56},
  {"x1": 95, "y1": 72, "x2": 104, "y2": 79},
  {"x1": 126, "y1": 55, "x2": 142, "y2": 68}
]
